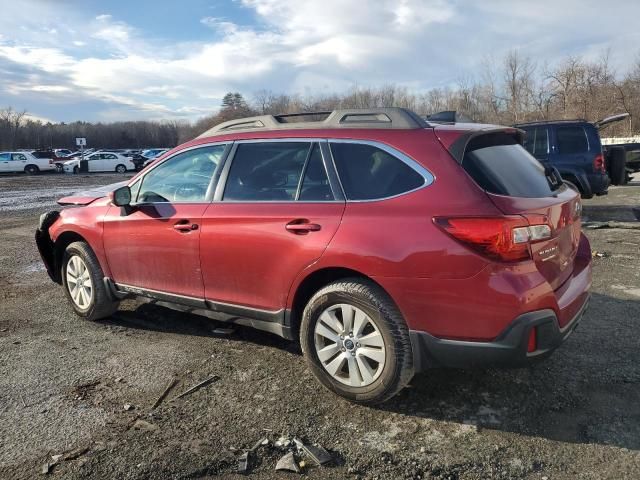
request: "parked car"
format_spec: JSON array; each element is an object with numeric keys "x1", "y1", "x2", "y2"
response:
[
  {"x1": 62, "y1": 151, "x2": 135, "y2": 174},
  {"x1": 36, "y1": 108, "x2": 591, "y2": 404},
  {"x1": 142, "y1": 148, "x2": 169, "y2": 160},
  {"x1": 125, "y1": 153, "x2": 150, "y2": 171},
  {"x1": 31, "y1": 150, "x2": 68, "y2": 172},
  {"x1": 0, "y1": 151, "x2": 56, "y2": 174},
  {"x1": 603, "y1": 142, "x2": 640, "y2": 175},
  {"x1": 515, "y1": 113, "x2": 629, "y2": 198},
  {"x1": 54, "y1": 149, "x2": 74, "y2": 158}
]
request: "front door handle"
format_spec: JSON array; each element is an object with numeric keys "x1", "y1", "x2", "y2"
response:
[
  {"x1": 173, "y1": 220, "x2": 199, "y2": 232},
  {"x1": 285, "y1": 220, "x2": 321, "y2": 234}
]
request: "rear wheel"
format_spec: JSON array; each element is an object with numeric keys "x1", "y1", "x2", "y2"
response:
[
  {"x1": 115, "y1": 164, "x2": 127, "y2": 173},
  {"x1": 300, "y1": 278, "x2": 414, "y2": 405},
  {"x1": 61, "y1": 241, "x2": 119, "y2": 320},
  {"x1": 24, "y1": 165, "x2": 39, "y2": 175}
]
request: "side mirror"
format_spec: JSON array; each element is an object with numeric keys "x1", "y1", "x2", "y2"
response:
[{"x1": 111, "y1": 185, "x2": 132, "y2": 207}]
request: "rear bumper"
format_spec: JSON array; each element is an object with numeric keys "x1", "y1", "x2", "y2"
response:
[
  {"x1": 585, "y1": 172, "x2": 609, "y2": 196},
  {"x1": 410, "y1": 294, "x2": 589, "y2": 371}
]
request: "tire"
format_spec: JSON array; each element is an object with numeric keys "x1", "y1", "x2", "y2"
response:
[
  {"x1": 115, "y1": 164, "x2": 127, "y2": 173},
  {"x1": 608, "y1": 147, "x2": 627, "y2": 185},
  {"x1": 300, "y1": 278, "x2": 414, "y2": 405},
  {"x1": 61, "y1": 241, "x2": 119, "y2": 321},
  {"x1": 24, "y1": 165, "x2": 39, "y2": 175},
  {"x1": 55, "y1": 164, "x2": 63, "y2": 173},
  {"x1": 73, "y1": 166, "x2": 79, "y2": 174}
]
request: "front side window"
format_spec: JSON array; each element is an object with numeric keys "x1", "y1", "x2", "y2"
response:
[
  {"x1": 330, "y1": 142, "x2": 425, "y2": 200},
  {"x1": 137, "y1": 145, "x2": 226, "y2": 203},
  {"x1": 223, "y1": 142, "x2": 311, "y2": 201},
  {"x1": 556, "y1": 126, "x2": 589, "y2": 154}
]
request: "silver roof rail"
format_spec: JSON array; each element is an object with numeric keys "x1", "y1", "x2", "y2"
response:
[{"x1": 197, "y1": 108, "x2": 429, "y2": 138}]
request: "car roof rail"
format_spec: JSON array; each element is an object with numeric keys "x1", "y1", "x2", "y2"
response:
[
  {"x1": 197, "y1": 107, "x2": 430, "y2": 138},
  {"x1": 514, "y1": 119, "x2": 588, "y2": 127}
]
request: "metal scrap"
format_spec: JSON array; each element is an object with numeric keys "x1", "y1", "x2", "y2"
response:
[
  {"x1": 172, "y1": 375, "x2": 219, "y2": 400},
  {"x1": 293, "y1": 437, "x2": 332, "y2": 466},
  {"x1": 275, "y1": 451, "x2": 300, "y2": 473},
  {"x1": 237, "y1": 451, "x2": 251, "y2": 474},
  {"x1": 151, "y1": 378, "x2": 178, "y2": 409}
]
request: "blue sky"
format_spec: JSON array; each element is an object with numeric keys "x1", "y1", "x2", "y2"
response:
[{"x1": 1, "y1": 0, "x2": 639, "y2": 123}]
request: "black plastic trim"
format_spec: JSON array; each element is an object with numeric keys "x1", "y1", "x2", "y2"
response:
[
  {"x1": 410, "y1": 295, "x2": 589, "y2": 371},
  {"x1": 35, "y1": 211, "x2": 60, "y2": 283}
]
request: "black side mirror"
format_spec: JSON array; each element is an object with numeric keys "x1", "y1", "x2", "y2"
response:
[{"x1": 112, "y1": 185, "x2": 132, "y2": 207}]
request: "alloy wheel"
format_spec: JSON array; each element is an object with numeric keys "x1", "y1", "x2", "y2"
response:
[
  {"x1": 66, "y1": 255, "x2": 93, "y2": 309},
  {"x1": 314, "y1": 303, "x2": 386, "y2": 387}
]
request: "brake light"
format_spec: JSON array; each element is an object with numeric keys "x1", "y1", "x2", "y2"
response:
[
  {"x1": 434, "y1": 216, "x2": 552, "y2": 262},
  {"x1": 593, "y1": 153, "x2": 606, "y2": 173}
]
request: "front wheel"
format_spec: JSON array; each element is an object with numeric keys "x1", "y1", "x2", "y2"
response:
[
  {"x1": 300, "y1": 278, "x2": 414, "y2": 405},
  {"x1": 73, "y1": 166, "x2": 79, "y2": 174},
  {"x1": 115, "y1": 164, "x2": 127, "y2": 173},
  {"x1": 61, "y1": 241, "x2": 119, "y2": 321}
]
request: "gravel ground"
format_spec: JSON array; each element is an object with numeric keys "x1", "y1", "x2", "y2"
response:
[{"x1": 0, "y1": 172, "x2": 639, "y2": 479}]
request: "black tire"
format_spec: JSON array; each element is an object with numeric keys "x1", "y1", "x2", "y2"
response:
[
  {"x1": 61, "y1": 241, "x2": 119, "y2": 321},
  {"x1": 24, "y1": 164, "x2": 39, "y2": 175},
  {"x1": 300, "y1": 278, "x2": 414, "y2": 405},
  {"x1": 73, "y1": 166, "x2": 79, "y2": 174},
  {"x1": 115, "y1": 164, "x2": 127, "y2": 173},
  {"x1": 55, "y1": 164, "x2": 63, "y2": 173},
  {"x1": 608, "y1": 147, "x2": 627, "y2": 185}
]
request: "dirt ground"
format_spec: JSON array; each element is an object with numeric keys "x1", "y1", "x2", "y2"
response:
[{"x1": 1, "y1": 172, "x2": 639, "y2": 479}]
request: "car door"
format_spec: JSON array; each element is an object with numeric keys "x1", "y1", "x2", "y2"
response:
[
  {"x1": 0, "y1": 153, "x2": 11, "y2": 172},
  {"x1": 102, "y1": 144, "x2": 229, "y2": 298},
  {"x1": 549, "y1": 125, "x2": 591, "y2": 172},
  {"x1": 199, "y1": 140, "x2": 346, "y2": 313},
  {"x1": 522, "y1": 126, "x2": 550, "y2": 163}
]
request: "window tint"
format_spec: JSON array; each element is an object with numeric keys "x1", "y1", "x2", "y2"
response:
[
  {"x1": 138, "y1": 145, "x2": 226, "y2": 203},
  {"x1": 330, "y1": 142, "x2": 424, "y2": 200},
  {"x1": 556, "y1": 126, "x2": 588, "y2": 154},
  {"x1": 223, "y1": 142, "x2": 310, "y2": 201},
  {"x1": 462, "y1": 133, "x2": 556, "y2": 198},
  {"x1": 522, "y1": 127, "x2": 549, "y2": 157},
  {"x1": 299, "y1": 144, "x2": 334, "y2": 201}
]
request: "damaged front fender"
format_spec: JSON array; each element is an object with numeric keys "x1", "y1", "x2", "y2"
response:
[{"x1": 35, "y1": 211, "x2": 61, "y2": 283}]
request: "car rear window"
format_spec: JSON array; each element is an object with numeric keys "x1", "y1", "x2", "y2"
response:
[
  {"x1": 462, "y1": 132, "x2": 557, "y2": 198},
  {"x1": 556, "y1": 126, "x2": 589, "y2": 154}
]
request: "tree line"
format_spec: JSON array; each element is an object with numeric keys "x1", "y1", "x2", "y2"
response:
[{"x1": 2, "y1": 50, "x2": 640, "y2": 151}]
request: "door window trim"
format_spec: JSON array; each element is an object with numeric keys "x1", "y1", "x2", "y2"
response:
[{"x1": 130, "y1": 142, "x2": 232, "y2": 205}]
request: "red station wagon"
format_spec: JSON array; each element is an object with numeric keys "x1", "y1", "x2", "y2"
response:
[{"x1": 36, "y1": 108, "x2": 592, "y2": 404}]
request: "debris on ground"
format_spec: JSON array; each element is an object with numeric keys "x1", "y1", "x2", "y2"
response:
[
  {"x1": 592, "y1": 250, "x2": 610, "y2": 258},
  {"x1": 123, "y1": 404, "x2": 134, "y2": 411},
  {"x1": 42, "y1": 446, "x2": 91, "y2": 474},
  {"x1": 211, "y1": 327, "x2": 235, "y2": 335},
  {"x1": 583, "y1": 221, "x2": 640, "y2": 230},
  {"x1": 172, "y1": 375, "x2": 219, "y2": 400},
  {"x1": 132, "y1": 419, "x2": 158, "y2": 432},
  {"x1": 275, "y1": 451, "x2": 300, "y2": 473},
  {"x1": 151, "y1": 378, "x2": 178, "y2": 409},
  {"x1": 293, "y1": 437, "x2": 332, "y2": 466},
  {"x1": 237, "y1": 451, "x2": 251, "y2": 474}
]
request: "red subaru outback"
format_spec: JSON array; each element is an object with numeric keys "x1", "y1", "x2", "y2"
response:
[{"x1": 36, "y1": 108, "x2": 591, "y2": 404}]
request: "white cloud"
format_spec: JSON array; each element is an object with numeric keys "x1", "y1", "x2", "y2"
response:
[{"x1": 0, "y1": 0, "x2": 639, "y2": 122}]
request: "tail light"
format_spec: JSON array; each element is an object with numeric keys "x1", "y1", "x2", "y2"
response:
[
  {"x1": 434, "y1": 216, "x2": 552, "y2": 262},
  {"x1": 593, "y1": 153, "x2": 606, "y2": 173}
]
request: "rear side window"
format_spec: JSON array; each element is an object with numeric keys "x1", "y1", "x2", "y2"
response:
[
  {"x1": 462, "y1": 133, "x2": 556, "y2": 198},
  {"x1": 556, "y1": 126, "x2": 589, "y2": 154},
  {"x1": 223, "y1": 142, "x2": 310, "y2": 201},
  {"x1": 330, "y1": 142, "x2": 424, "y2": 200},
  {"x1": 522, "y1": 127, "x2": 549, "y2": 157}
]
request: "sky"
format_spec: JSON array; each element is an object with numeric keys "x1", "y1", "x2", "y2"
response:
[{"x1": 1, "y1": 0, "x2": 639, "y2": 123}]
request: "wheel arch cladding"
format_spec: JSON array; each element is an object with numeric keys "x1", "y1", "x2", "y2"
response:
[
  {"x1": 53, "y1": 231, "x2": 90, "y2": 283},
  {"x1": 288, "y1": 267, "x2": 393, "y2": 337}
]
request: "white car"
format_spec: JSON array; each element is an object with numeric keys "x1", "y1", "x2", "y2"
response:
[
  {"x1": 63, "y1": 152, "x2": 136, "y2": 174},
  {"x1": 0, "y1": 151, "x2": 56, "y2": 174}
]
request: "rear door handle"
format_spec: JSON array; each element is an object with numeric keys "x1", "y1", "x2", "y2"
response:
[
  {"x1": 173, "y1": 220, "x2": 199, "y2": 232},
  {"x1": 285, "y1": 220, "x2": 321, "y2": 234}
]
